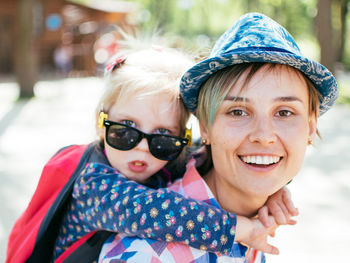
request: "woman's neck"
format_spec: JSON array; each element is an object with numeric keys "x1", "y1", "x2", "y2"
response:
[{"x1": 203, "y1": 169, "x2": 268, "y2": 217}]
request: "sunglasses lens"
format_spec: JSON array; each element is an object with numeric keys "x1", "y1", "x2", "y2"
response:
[
  {"x1": 107, "y1": 124, "x2": 140, "y2": 150},
  {"x1": 150, "y1": 136, "x2": 185, "y2": 161}
]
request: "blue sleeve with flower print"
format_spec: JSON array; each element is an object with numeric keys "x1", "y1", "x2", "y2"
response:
[{"x1": 72, "y1": 162, "x2": 237, "y2": 255}]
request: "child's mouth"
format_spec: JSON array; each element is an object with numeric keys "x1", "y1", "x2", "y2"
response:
[
  {"x1": 128, "y1": 161, "x2": 147, "y2": 173},
  {"x1": 134, "y1": 161, "x2": 145, "y2": 166}
]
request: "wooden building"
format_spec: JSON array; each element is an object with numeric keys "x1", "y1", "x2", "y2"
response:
[{"x1": 0, "y1": 0, "x2": 138, "y2": 76}]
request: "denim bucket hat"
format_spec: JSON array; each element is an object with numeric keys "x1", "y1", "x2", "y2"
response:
[{"x1": 180, "y1": 12, "x2": 338, "y2": 115}]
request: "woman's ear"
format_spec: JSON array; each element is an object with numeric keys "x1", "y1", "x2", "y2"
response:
[
  {"x1": 199, "y1": 122, "x2": 210, "y2": 145},
  {"x1": 308, "y1": 115, "x2": 317, "y2": 143}
]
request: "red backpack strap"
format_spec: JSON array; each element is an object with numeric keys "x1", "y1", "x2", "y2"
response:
[
  {"x1": 55, "y1": 231, "x2": 96, "y2": 263},
  {"x1": 6, "y1": 144, "x2": 88, "y2": 263},
  {"x1": 55, "y1": 231, "x2": 112, "y2": 263}
]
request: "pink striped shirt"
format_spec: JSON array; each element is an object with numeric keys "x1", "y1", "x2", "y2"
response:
[{"x1": 99, "y1": 158, "x2": 265, "y2": 263}]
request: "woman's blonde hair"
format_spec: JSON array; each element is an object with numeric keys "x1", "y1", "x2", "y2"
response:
[
  {"x1": 95, "y1": 43, "x2": 194, "y2": 139},
  {"x1": 196, "y1": 63, "x2": 322, "y2": 129}
]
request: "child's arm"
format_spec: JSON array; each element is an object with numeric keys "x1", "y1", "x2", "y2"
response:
[
  {"x1": 258, "y1": 186, "x2": 299, "y2": 227},
  {"x1": 231, "y1": 186, "x2": 298, "y2": 255},
  {"x1": 73, "y1": 162, "x2": 237, "y2": 255},
  {"x1": 235, "y1": 215, "x2": 279, "y2": 255}
]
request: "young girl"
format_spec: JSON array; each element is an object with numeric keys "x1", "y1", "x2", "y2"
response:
[{"x1": 6, "y1": 43, "x2": 296, "y2": 263}]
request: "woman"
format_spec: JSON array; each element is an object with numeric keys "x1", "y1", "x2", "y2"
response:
[{"x1": 98, "y1": 13, "x2": 338, "y2": 262}]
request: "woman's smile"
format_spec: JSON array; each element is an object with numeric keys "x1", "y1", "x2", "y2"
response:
[
  {"x1": 239, "y1": 155, "x2": 281, "y2": 165},
  {"x1": 238, "y1": 154, "x2": 283, "y2": 172}
]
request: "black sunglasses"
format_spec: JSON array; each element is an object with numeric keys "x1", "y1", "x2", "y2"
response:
[{"x1": 103, "y1": 119, "x2": 190, "y2": 161}]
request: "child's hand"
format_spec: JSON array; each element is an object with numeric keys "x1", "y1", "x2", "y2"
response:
[
  {"x1": 235, "y1": 215, "x2": 279, "y2": 255},
  {"x1": 258, "y1": 187, "x2": 299, "y2": 227}
]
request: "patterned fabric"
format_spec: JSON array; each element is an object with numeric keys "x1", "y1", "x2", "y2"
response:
[
  {"x1": 180, "y1": 12, "x2": 338, "y2": 115},
  {"x1": 99, "y1": 159, "x2": 265, "y2": 263},
  {"x1": 53, "y1": 162, "x2": 238, "y2": 261}
]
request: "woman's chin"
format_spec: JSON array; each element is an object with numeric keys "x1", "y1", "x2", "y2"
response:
[{"x1": 242, "y1": 180, "x2": 283, "y2": 201}]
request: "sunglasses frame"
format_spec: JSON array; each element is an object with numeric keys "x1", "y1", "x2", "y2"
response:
[{"x1": 103, "y1": 119, "x2": 189, "y2": 161}]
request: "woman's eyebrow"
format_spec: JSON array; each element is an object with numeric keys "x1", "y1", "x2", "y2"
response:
[
  {"x1": 224, "y1": 96, "x2": 304, "y2": 103},
  {"x1": 224, "y1": 96, "x2": 248, "y2": 102},
  {"x1": 273, "y1": 96, "x2": 303, "y2": 103}
]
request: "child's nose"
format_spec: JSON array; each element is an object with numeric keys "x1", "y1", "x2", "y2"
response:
[{"x1": 135, "y1": 138, "x2": 150, "y2": 152}]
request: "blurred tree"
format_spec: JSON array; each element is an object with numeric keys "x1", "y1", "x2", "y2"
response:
[
  {"x1": 131, "y1": 0, "x2": 314, "y2": 44},
  {"x1": 245, "y1": 0, "x2": 260, "y2": 12},
  {"x1": 337, "y1": 0, "x2": 349, "y2": 63},
  {"x1": 14, "y1": 0, "x2": 41, "y2": 98},
  {"x1": 149, "y1": 0, "x2": 174, "y2": 32},
  {"x1": 132, "y1": 0, "x2": 176, "y2": 33},
  {"x1": 83, "y1": 0, "x2": 349, "y2": 71},
  {"x1": 315, "y1": 0, "x2": 336, "y2": 73}
]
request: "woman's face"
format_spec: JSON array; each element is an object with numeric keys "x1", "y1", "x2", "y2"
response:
[{"x1": 201, "y1": 65, "x2": 317, "y2": 200}]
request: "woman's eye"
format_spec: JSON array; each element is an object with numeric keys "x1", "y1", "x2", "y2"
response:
[
  {"x1": 277, "y1": 110, "x2": 292, "y2": 117},
  {"x1": 229, "y1": 109, "x2": 247, "y2": 117},
  {"x1": 121, "y1": 120, "x2": 135, "y2": 127},
  {"x1": 156, "y1": 128, "x2": 171, "y2": 135}
]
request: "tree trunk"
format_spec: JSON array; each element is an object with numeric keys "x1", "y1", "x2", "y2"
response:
[
  {"x1": 14, "y1": 0, "x2": 39, "y2": 98},
  {"x1": 337, "y1": 0, "x2": 348, "y2": 62},
  {"x1": 315, "y1": 0, "x2": 336, "y2": 73}
]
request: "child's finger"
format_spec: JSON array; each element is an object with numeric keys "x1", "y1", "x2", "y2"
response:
[
  {"x1": 258, "y1": 206, "x2": 270, "y2": 227},
  {"x1": 269, "y1": 202, "x2": 287, "y2": 225},
  {"x1": 282, "y1": 189, "x2": 299, "y2": 216},
  {"x1": 278, "y1": 201, "x2": 290, "y2": 219},
  {"x1": 287, "y1": 218, "x2": 297, "y2": 225},
  {"x1": 267, "y1": 217, "x2": 278, "y2": 237},
  {"x1": 261, "y1": 243, "x2": 279, "y2": 255}
]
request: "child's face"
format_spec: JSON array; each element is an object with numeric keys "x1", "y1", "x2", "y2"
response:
[{"x1": 104, "y1": 92, "x2": 182, "y2": 183}]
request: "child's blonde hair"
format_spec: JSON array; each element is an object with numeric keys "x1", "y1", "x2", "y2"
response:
[{"x1": 96, "y1": 44, "x2": 194, "y2": 139}]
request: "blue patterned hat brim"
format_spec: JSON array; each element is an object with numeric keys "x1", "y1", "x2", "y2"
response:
[{"x1": 180, "y1": 50, "x2": 338, "y2": 115}]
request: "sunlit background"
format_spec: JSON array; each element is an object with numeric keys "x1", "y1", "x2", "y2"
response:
[{"x1": 1, "y1": 0, "x2": 349, "y2": 262}]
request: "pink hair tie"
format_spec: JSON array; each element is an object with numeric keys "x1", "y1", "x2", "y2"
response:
[
  {"x1": 104, "y1": 55, "x2": 127, "y2": 75},
  {"x1": 151, "y1": 44, "x2": 164, "y2": 52}
]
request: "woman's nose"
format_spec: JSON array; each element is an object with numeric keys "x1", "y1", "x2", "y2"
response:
[{"x1": 248, "y1": 117, "x2": 277, "y2": 146}]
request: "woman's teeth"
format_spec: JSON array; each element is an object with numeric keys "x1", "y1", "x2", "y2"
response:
[
  {"x1": 134, "y1": 161, "x2": 144, "y2": 166},
  {"x1": 241, "y1": 155, "x2": 280, "y2": 165}
]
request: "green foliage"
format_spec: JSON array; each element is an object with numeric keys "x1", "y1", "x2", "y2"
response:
[
  {"x1": 123, "y1": 0, "x2": 317, "y2": 48},
  {"x1": 68, "y1": 0, "x2": 90, "y2": 5},
  {"x1": 77, "y1": 0, "x2": 348, "y2": 68},
  {"x1": 343, "y1": 53, "x2": 350, "y2": 71},
  {"x1": 338, "y1": 80, "x2": 350, "y2": 105}
]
